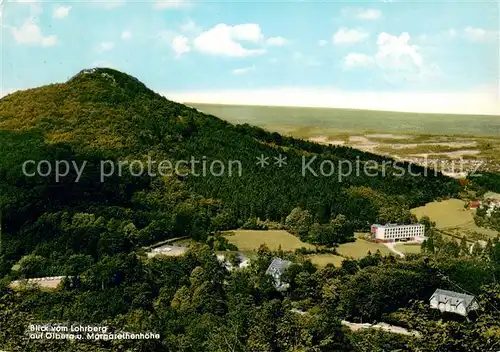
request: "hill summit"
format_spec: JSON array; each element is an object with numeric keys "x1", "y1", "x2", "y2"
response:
[{"x1": 67, "y1": 67, "x2": 153, "y2": 96}]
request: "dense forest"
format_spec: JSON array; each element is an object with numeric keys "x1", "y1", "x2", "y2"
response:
[
  {"x1": 0, "y1": 68, "x2": 458, "y2": 260},
  {"x1": 0, "y1": 68, "x2": 498, "y2": 351}
]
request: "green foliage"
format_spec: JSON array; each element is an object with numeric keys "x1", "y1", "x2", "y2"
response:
[{"x1": 0, "y1": 68, "x2": 483, "y2": 351}]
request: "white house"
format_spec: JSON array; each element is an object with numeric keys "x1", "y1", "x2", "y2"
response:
[
  {"x1": 469, "y1": 240, "x2": 487, "y2": 254},
  {"x1": 370, "y1": 223, "x2": 425, "y2": 242},
  {"x1": 430, "y1": 288, "x2": 479, "y2": 316},
  {"x1": 265, "y1": 258, "x2": 292, "y2": 291},
  {"x1": 485, "y1": 200, "x2": 500, "y2": 217},
  {"x1": 216, "y1": 252, "x2": 250, "y2": 271},
  {"x1": 147, "y1": 244, "x2": 187, "y2": 258}
]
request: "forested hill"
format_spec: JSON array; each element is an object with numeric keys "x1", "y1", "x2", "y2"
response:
[{"x1": 0, "y1": 68, "x2": 459, "y2": 260}]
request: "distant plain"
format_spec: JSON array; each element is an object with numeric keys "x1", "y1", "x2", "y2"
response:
[{"x1": 189, "y1": 103, "x2": 500, "y2": 169}]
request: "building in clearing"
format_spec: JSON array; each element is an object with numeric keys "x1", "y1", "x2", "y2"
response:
[
  {"x1": 147, "y1": 244, "x2": 187, "y2": 258},
  {"x1": 9, "y1": 276, "x2": 67, "y2": 290},
  {"x1": 216, "y1": 252, "x2": 250, "y2": 271},
  {"x1": 468, "y1": 200, "x2": 481, "y2": 209},
  {"x1": 430, "y1": 289, "x2": 479, "y2": 316},
  {"x1": 265, "y1": 258, "x2": 292, "y2": 291},
  {"x1": 370, "y1": 223, "x2": 425, "y2": 242},
  {"x1": 469, "y1": 240, "x2": 487, "y2": 254}
]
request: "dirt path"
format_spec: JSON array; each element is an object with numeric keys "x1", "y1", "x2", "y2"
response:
[
  {"x1": 341, "y1": 320, "x2": 420, "y2": 336},
  {"x1": 384, "y1": 242, "x2": 405, "y2": 258}
]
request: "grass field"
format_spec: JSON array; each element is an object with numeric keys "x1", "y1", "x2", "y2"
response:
[
  {"x1": 307, "y1": 254, "x2": 345, "y2": 267},
  {"x1": 411, "y1": 199, "x2": 498, "y2": 240},
  {"x1": 224, "y1": 230, "x2": 392, "y2": 267},
  {"x1": 224, "y1": 230, "x2": 315, "y2": 251},
  {"x1": 394, "y1": 243, "x2": 422, "y2": 255},
  {"x1": 336, "y1": 234, "x2": 391, "y2": 258}
]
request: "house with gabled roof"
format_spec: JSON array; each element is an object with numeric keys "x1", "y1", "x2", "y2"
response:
[
  {"x1": 265, "y1": 258, "x2": 292, "y2": 291},
  {"x1": 430, "y1": 288, "x2": 479, "y2": 316}
]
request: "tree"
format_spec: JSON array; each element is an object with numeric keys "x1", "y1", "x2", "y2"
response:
[
  {"x1": 16, "y1": 254, "x2": 48, "y2": 277},
  {"x1": 285, "y1": 207, "x2": 314, "y2": 239}
]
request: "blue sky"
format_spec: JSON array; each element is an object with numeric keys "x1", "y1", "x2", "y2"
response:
[{"x1": 1, "y1": 0, "x2": 499, "y2": 113}]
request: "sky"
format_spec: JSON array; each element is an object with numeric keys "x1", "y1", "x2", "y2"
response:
[{"x1": 1, "y1": 0, "x2": 499, "y2": 114}]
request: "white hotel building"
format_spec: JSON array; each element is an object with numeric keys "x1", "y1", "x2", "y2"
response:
[{"x1": 370, "y1": 223, "x2": 425, "y2": 242}]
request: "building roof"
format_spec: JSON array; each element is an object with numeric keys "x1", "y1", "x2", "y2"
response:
[
  {"x1": 430, "y1": 288, "x2": 478, "y2": 311},
  {"x1": 372, "y1": 223, "x2": 424, "y2": 228},
  {"x1": 265, "y1": 258, "x2": 292, "y2": 276},
  {"x1": 151, "y1": 244, "x2": 186, "y2": 252}
]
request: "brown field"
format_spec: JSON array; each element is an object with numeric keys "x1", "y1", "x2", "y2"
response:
[
  {"x1": 224, "y1": 230, "x2": 315, "y2": 251},
  {"x1": 411, "y1": 199, "x2": 498, "y2": 240}
]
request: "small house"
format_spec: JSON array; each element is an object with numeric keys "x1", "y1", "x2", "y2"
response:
[
  {"x1": 430, "y1": 288, "x2": 479, "y2": 316},
  {"x1": 265, "y1": 258, "x2": 292, "y2": 291},
  {"x1": 468, "y1": 201, "x2": 481, "y2": 209}
]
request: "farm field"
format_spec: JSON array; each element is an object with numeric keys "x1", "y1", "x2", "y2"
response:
[
  {"x1": 223, "y1": 229, "x2": 315, "y2": 251},
  {"x1": 411, "y1": 199, "x2": 499, "y2": 240}
]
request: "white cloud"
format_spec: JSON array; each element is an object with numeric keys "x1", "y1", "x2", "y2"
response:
[
  {"x1": 356, "y1": 9, "x2": 382, "y2": 20},
  {"x1": 342, "y1": 8, "x2": 382, "y2": 20},
  {"x1": 375, "y1": 32, "x2": 422, "y2": 71},
  {"x1": 343, "y1": 32, "x2": 441, "y2": 84},
  {"x1": 318, "y1": 39, "x2": 328, "y2": 46},
  {"x1": 121, "y1": 31, "x2": 132, "y2": 40},
  {"x1": 172, "y1": 35, "x2": 190, "y2": 57},
  {"x1": 193, "y1": 23, "x2": 266, "y2": 57},
  {"x1": 231, "y1": 24, "x2": 264, "y2": 42},
  {"x1": 266, "y1": 36, "x2": 287, "y2": 46},
  {"x1": 464, "y1": 26, "x2": 498, "y2": 42},
  {"x1": 232, "y1": 66, "x2": 255, "y2": 75},
  {"x1": 154, "y1": 0, "x2": 190, "y2": 9},
  {"x1": 343, "y1": 53, "x2": 374, "y2": 69},
  {"x1": 11, "y1": 22, "x2": 57, "y2": 46},
  {"x1": 164, "y1": 87, "x2": 500, "y2": 115},
  {"x1": 333, "y1": 28, "x2": 369, "y2": 44},
  {"x1": 53, "y1": 6, "x2": 71, "y2": 19},
  {"x1": 97, "y1": 41, "x2": 114, "y2": 52}
]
